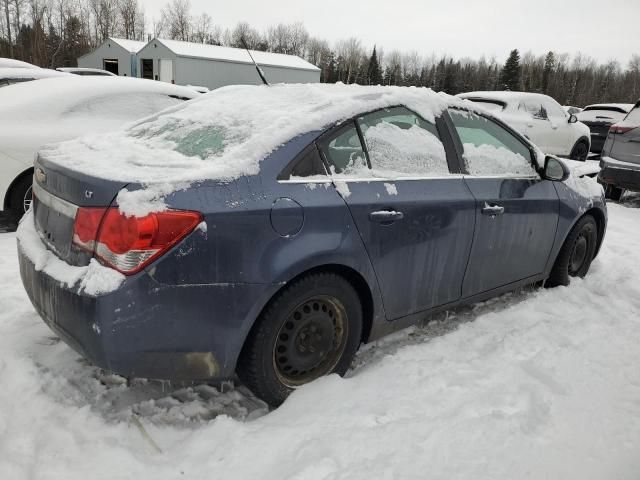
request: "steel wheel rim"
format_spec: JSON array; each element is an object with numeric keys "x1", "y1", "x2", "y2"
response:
[
  {"x1": 569, "y1": 228, "x2": 591, "y2": 274},
  {"x1": 273, "y1": 295, "x2": 348, "y2": 387},
  {"x1": 23, "y1": 185, "x2": 33, "y2": 212}
]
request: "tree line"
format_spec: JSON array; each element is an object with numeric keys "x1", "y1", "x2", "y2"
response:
[{"x1": 2, "y1": 0, "x2": 639, "y2": 106}]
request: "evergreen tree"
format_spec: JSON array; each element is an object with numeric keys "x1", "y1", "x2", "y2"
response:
[
  {"x1": 542, "y1": 51, "x2": 555, "y2": 94},
  {"x1": 366, "y1": 46, "x2": 382, "y2": 85},
  {"x1": 500, "y1": 49, "x2": 521, "y2": 90}
]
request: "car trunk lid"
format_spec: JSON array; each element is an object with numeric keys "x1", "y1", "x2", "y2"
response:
[{"x1": 32, "y1": 154, "x2": 130, "y2": 266}]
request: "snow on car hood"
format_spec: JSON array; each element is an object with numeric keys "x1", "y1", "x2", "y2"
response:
[{"x1": 40, "y1": 83, "x2": 468, "y2": 186}]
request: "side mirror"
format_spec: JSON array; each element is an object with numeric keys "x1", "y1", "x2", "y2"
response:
[
  {"x1": 568, "y1": 114, "x2": 578, "y2": 124},
  {"x1": 543, "y1": 156, "x2": 570, "y2": 182}
]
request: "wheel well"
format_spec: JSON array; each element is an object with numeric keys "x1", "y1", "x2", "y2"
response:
[
  {"x1": 4, "y1": 167, "x2": 33, "y2": 211},
  {"x1": 257, "y1": 265, "x2": 375, "y2": 346},
  {"x1": 571, "y1": 136, "x2": 590, "y2": 153}
]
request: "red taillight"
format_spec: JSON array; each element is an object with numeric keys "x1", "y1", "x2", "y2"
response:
[
  {"x1": 609, "y1": 124, "x2": 638, "y2": 134},
  {"x1": 73, "y1": 207, "x2": 202, "y2": 275}
]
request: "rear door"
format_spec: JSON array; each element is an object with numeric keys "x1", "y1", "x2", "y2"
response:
[
  {"x1": 318, "y1": 107, "x2": 477, "y2": 320},
  {"x1": 518, "y1": 98, "x2": 568, "y2": 154},
  {"x1": 447, "y1": 109, "x2": 559, "y2": 297}
]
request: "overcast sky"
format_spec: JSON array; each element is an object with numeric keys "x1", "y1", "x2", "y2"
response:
[{"x1": 140, "y1": 0, "x2": 639, "y2": 65}]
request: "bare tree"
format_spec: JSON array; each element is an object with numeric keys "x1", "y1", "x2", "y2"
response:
[
  {"x1": 118, "y1": 0, "x2": 143, "y2": 40},
  {"x1": 161, "y1": 0, "x2": 191, "y2": 41}
]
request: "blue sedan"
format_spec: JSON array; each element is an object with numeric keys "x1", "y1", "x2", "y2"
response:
[{"x1": 17, "y1": 85, "x2": 607, "y2": 406}]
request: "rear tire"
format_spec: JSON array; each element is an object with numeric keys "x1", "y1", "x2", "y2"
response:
[
  {"x1": 546, "y1": 215, "x2": 598, "y2": 287},
  {"x1": 8, "y1": 175, "x2": 33, "y2": 222},
  {"x1": 569, "y1": 140, "x2": 589, "y2": 161},
  {"x1": 604, "y1": 185, "x2": 624, "y2": 201},
  {"x1": 237, "y1": 272, "x2": 363, "y2": 407}
]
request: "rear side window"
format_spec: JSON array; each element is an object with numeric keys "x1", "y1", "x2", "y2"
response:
[
  {"x1": 318, "y1": 121, "x2": 369, "y2": 175},
  {"x1": 279, "y1": 144, "x2": 327, "y2": 180},
  {"x1": 356, "y1": 106, "x2": 449, "y2": 177},
  {"x1": 449, "y1": 109, "x2": 537, "y2": 177},
  {"x1": 519, "y1": 101, "x2": 548, "y2": 120}
]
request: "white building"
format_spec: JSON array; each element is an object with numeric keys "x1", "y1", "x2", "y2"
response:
[
  {"x1": 135, "y1": 38, "x2": 321, "y2": 89},
  {"x1": 77, "y1": 38, "x2": 146, "y2": 77}
]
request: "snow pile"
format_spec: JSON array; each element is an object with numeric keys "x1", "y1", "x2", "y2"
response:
[
  {"x1": 363, "y1": 122, "x2": 448, "y2": 177},
  {"x1": 463, "y1": 143, "x2": 538, "y2": 176},
  {"x1": 16, "y1": 211, "x2": 124, "y2": 296},
  {"x1": 40, "y1": 84, "x2": 461, "y2": 187},
  {"x1": 0, "y1": 57, "x2": 39, "y2": 69},
  {"x1": 1, "y1": 201, "x2": 640, "y2": 478}
]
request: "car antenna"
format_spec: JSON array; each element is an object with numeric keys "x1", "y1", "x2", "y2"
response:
[{"x1": 241, "y1": 36, "x2": 269, "y2": 86}]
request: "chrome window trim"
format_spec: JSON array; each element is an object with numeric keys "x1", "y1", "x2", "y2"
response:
[{"x1": 32, "y1": 181, "x2": 78, "y2": 219}]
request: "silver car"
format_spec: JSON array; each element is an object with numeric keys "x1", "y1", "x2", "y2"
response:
[{"x1": 599, "y1": 100, "x2": 640, "y2": 200}]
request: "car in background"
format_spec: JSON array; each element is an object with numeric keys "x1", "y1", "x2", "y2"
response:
[
  {"x1": 0, "y1": 76, "x2": 200, "y2": 220},
  {"x1": 458, "y1": 91, "x2": 591, "y2": 160},
  {"x1": 577, "y1": 103, "x2": 635, "y2": 155},
  {"x1": 0, "y1": 67, "x2": 72, "y2": 88},
  {"x1": 18, "y1": 84, "x2": 607, "y2": 406},
  {"x1": 564, "y1": 106, "x2": 583, "y2": 115},
  {"x1": 599, "y1": 100, "x2": 640, "y2": 200},
  {"x1": 56, "y1": 67, "x2": 117, "y2": 77},
  {"x1": 0, "y1": 57, "x2": 39, "y2": 69}
]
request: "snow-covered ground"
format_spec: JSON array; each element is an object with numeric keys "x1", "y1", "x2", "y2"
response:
[{"x1": 1, "y1": 196, "x2": 640, "y2": 479}]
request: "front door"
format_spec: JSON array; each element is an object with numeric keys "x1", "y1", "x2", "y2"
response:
[
  {"x1": 447, "y1": 109, "x2": 559, "y2": 297},
  {"x1": 141, "y1": 59, "x2": 153, "y2": 79},
  {"x1": 318, "y1": 107, "x2": 477, "y2": 320}
]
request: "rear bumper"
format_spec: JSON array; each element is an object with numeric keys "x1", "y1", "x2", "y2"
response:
[
  {"x1": 18, "y1": 241, "x2": 277, "y2": 381},
  {"x1": 598, "y1": 158, "x2": 640, "y2": 192}
]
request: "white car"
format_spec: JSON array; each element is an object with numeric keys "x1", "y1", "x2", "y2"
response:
[
  {"x1": 0, "y1": 76, "x2": 200, "y2": 219},
  {"x1": 457, "y1": 91, "x2": 591, "y2": 161}
]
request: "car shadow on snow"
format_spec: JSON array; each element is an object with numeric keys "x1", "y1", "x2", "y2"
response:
[
  {"x1": 616, "y1": 191, "x2": 640, "y2": 209},
  {"x1": 32, "y1": 285, "x2": 540, "y2": 427}
]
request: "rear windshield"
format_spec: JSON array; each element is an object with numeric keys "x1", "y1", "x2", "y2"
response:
[{"x1": 583, "y1": 106, "x2": 628, "y2": 114}]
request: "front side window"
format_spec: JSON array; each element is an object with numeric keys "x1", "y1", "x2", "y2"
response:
[
  {"x1": 540, "y1": 97, "x2": 567, "y2": 119},
  {"x1": 356, "y1": 106, "x2": 449, "y2": 177},
  {"x1": 449, "y1": 109, "x2": 537, "y2": 177}
]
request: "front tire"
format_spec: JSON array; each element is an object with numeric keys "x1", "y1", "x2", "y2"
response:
[
  {"x1": 570, "y1": 140, "x2": 589, "y2": 161},
  {"x1": 237, "y1": 272, "x2": 363, "y2": 406},
  {"x1": 546, "y1": 215, "x2": 598, "y2": 287}
]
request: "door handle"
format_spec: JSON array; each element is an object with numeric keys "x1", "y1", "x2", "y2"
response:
[
  {"x1": 481, "y1": 203, "x2": 505, "y2": 216},
  {"x1": 369, "y1": 210, "x2": 404, "y2": 223}
]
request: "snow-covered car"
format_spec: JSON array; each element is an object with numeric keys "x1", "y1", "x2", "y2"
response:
[
  {"x1": 0, "y1": 76, "x2": 199, "y2": 220},
  {"x1": 0, "y1": 67, "x2": 71, "y2": 88},
  {"x1": 458, "y1": 91, "x2": 591, "y2": 160},
  {"x1": 56, "y1": 67, "x2": 117, "y2": 77},
  {"x1": 17, "y1": 84, "x2": 607, "y2": 406},
  {"x1": 576, "y1": 103, "x2": 635, "y2": 154},
  {"x1": 599, "y1": 100, "x2": 640, "y2": 200},
  {"x1": 0, "y1": 57, "x2": 39, "y2": 69}
]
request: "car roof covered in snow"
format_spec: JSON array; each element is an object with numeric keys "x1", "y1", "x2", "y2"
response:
[
  {"x1": 150, "y1": 38, "x2": 321, "y2": 72},
  {"x1": 582, "y1": 103, "x2": 635, "y2": 112},
  {"x1": 0, "y1": 57, "x2": 40, "y2": 69},
  {"x1": 457, "y1": 91, "x2": 553, "y2": 105},
  {"x1": 56, "y1": 67, "x2": 117, "y2": 76},
  {"x1": 40, "y1": 83, "x2": 496, "y2": 190},
  {"x1": 0, "y1": 67, "x2": 71, "y2": 80}
]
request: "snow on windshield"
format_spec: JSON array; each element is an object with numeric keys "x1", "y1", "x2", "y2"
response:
[
  {"x1": 41, "y1": 83, "x2": 459, "y2": 186},
  {"x1": 463, "y1": 143, "x2": 537, "y2": 176}
]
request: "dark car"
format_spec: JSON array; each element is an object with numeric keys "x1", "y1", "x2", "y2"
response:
[
  {"x1": 17, "y1": 85, "x2": 607, "y2": 406},
  {"x1": 577, "y1": 103, "x2": 635, "y2": 155},
  {"x1": 599, "y1": 100, "x2": 640, "y2": 200}
]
